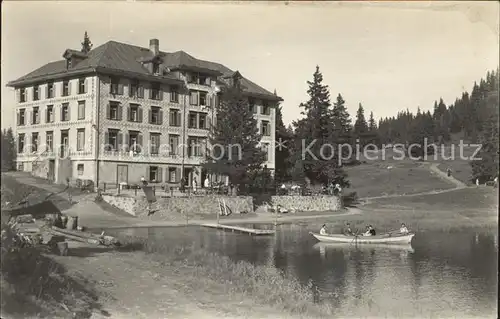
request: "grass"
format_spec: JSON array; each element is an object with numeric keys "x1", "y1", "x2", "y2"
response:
[
  {"x1": 425, "y1": 145, "x2": 477, "y2": 185},
  {"x1": 346, "y1": 159, "x2": 453, "y2": 198},
  {"x1": 117, "y1": 236, "x2": 334, "y2": 318}
]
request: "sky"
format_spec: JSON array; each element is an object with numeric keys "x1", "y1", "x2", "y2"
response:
[{"x1": 1, "y1": 1, "x2": 499, "y2": 129}]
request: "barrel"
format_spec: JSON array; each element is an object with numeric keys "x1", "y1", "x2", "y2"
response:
[{"x1": 66, "y1": 216, "x2": 79, "y2": 230}]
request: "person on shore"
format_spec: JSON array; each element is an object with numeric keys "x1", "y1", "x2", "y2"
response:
[
  {"x1": 343, "y1": 222, "x2": 353, "y2": 235},
  {"x1": 320, "y1": 224, "x2": 328, "y2": 235},
  {"x1": 447, "y1": 168, "x2": 451, "y2": 177},
  {"x1": 400, "y1": 223, "x2": 409, "y2": 234},
  {"x1": 476, "y1": 178, "x2": 479, "y2": 186}
]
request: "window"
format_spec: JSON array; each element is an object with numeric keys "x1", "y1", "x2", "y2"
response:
[
  {"x1": 107, "y1": 102, "x2": 121, "y2": 121},
  {"x1": 17, "y1": 109, "x2": 26, "y2": 126},
  {"x1": 78, "y1": 78, "x2": 86, "y2": 94},
  {"x1": 199, "y1": 113, "x2": 207, "y2": 129},
  {"x1": 127, "y1": 131, "x2": 141, "y2": 154},
  {"x1": 19, "y1": 88, "x2": 27, "y2": 103},
  {"x1": 61, "y1": 103, "x2": 70, "y2": 121},
  {"x1": 188, "y1": 137, "x2": 205, "y2": 157},
  {"x1": 33, "y1": 85, "x2": 39, "y2": 101},
  {"x1": 47, "y1": 82, "x2": 55, "y2": 98},
  {"x1": 188, "y1": 112, "x2": 197, "y2": 128},
  {"x1": 46, "y1": 131, "x2": 53, "y2": 152},
  {"x1": 78, "y1": 101, "x2": 86, "y2": 120},
  {"x1": 18, "y1": 134, "x2": 25, "y2": 153},
  {"x1": 150, "y1": 83, "x2": 162, "y2": 100},
  {"x1": 261, "y1": 120, "x2": 270, "y2": 136},
  {"x1": 62, "y1": 80, "x2": 70, "y2": 96},
  {"x1": 31, "y1": 133, "x2": 39, "y2": 152},
  {"x1": 32, "y1": 107, "x2": 40, "y2": 124},
  {"x1": 60, "y1": 130, "x2": 69, "y2": 157},
  {"x1": 189, "y1": 91, "x2": 199, "y2": 105},
  {"x1": 129, "y1": 80, "x2": 144, "y2": 98},
  {"x1": 262, "y1": 102, "x2": 271, "y2": 115},
  {"x1": 249, "y1": 98, "x2": 257, "y2": 114},
  {"x1": 128, "y1": 104, "x2": 141, "y2": 122},
  {"x1": 199, "y1": 92, "x2": 208, "y2": 106},
  {"x1": 188, "y1": 73, "x2": 211, "y2": 86},
  {"x1": 148, "y1": 166, "x2": 162, "y2": 183},
  {"x1": 169, "y1": 109, "x2": 181, "y2": 126},
  {"x1": 77, "y1": 164, "x2": 84, "y2": 176},
  {"x1": 67, "y1": 59, "x2": 72, "y2": 69},
  {"x1": 149, "y1": 106, "x2": 162, "y2": 125},
  {"x1": 105, "y1": 129, "x2": 119, "y2": 151},
  {"x1": 170, "y1": 87, "x2": 179, "y2": 103},
  {"x1": 169, "y1": 135, "x2": 179, "y2": 155},
  {"x1": 168, "y1": 167, "x2": 177, "y2": 183},
  {"x1": 77, "y1": 129, "x2": 85, "y2": 151},
  {"x1": 110, "y1": 77, "x2": 123, "y2": 95},
  {"x1": 152, "y1": 63, "x2": 160, "y2": 75},
  {"x1": 261, "y1": 143, "x2": 269, "y2": 162},
  {"x1": 46, "y1": 105, "x2": 54, "y2": 123},
  {"x1": 150, "y1": 133, "x2": 160, "y2": 155}
]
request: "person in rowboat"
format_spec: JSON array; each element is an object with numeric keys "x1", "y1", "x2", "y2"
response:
[
  {"x1": 399, "y1": 223, "x2": 409, "y2": 234},
  {"x1": 363, "y1": 225, "x2": 376, "y2": 236},
  {"x1": 343, "y1": 222, "x2": 354, "y2": 236},
  {"x1": 320, "y1": 224, "x2": 328, "y2": 235}
]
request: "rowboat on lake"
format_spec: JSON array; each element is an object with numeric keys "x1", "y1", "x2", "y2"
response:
[{"x1": 309, "y1": 232, "x2": 415, "y2": 244}]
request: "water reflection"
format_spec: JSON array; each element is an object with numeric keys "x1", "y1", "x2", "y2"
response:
[{"x1": 110, "y1": 226, "x2": 498, "y2": 318}]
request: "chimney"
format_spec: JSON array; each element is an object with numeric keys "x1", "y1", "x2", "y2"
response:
[{"x1": 149, "y1": 39, "x2": 159, "y2": 56}]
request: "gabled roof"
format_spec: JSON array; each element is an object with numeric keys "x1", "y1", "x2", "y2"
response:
[{"x1": 8, "y1": 40, "x2": 282, "y2": 101}]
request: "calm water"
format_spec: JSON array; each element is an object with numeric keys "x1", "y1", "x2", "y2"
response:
[{"x1": 112, "y1": 225, "x2": 498, "y2": 318}]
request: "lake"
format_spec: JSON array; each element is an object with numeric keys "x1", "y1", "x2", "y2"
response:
[{"x1": 111, "y1": 225, "x2": 498, "y2": 318}]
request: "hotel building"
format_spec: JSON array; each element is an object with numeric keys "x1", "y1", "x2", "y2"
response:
[{"x1": 7, "y1": 38, "x2": 282, "y2": 187}]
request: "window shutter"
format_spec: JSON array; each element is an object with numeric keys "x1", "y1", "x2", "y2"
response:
[
  {"x1": 149, "y1": 88, "x2": 153, "y2": 99},
  {"x1": 207, "y1": 95, "x2": 212, "y2": 107},
  {"x1": 68, "y1": 81, "x2": 72, "y2": 95},
  {"x1": 16, "y1": 112, "x2": 20, "y2": 126},
  {"x1": 158, "y1": 89, "x2": 163, "y2": 101},
  {"x1": 137, "y1": 133, "x2": 143, "y2": 147},
  {"x1": 118, "y1": 104, "x2": 123, "y2": 121},
  {"x1": 118, "y1": 83, "x2": 124, "y2": 95},
  {"x1": 176, "y1": 112, "x2": 181, "y2": 126},
  {"x1": 117, "y1": 132, "x2": 123, "y2": 149},
  {"x1": 138, "y1": 86, "x2": 144, "y2": 98},
  {"x1": 16, "y1": 89, "x2": 21, "y2": 103},
  {"x1": 45, "y1": 86, "x2": 49, "y2": 99},
  {"x1": 106, "y1": 104, "x2": 111, "y2": 119},
  {"x1": 138, "y1": 107, "x2": 143, "y2": 123},
  {"x1": 104, "y1": 131, "x2": 109, "y2": 150},
  {"x1": 189, "y1": 92, "x2": 194, "y2": 105},
  {"x1": 84, "y1": 79, "x2": 88, "y2": 93},
  {"x1": 157, "y1": 167, "x2": 163, "y2": 183},
  {"x1": 127, "y1": 106, "x2": 131, "y2": 121},
  {"x1": 176, "y1": 167, "x2": 181, "y2": 183},
  {"x1": 124, "y1": 132, "x2": 129, "y2": 149},
  {"x1": 67, "y1": 105, "x2": 71, "y2": 121},
  {"x1": 148, "y1": 109, "x2": 152, "y2": 124},
  {"x1": 158, "y1": 110, "x2": 163, "y2": 125},
  {"x1": 208, "y1": 117, "x2": 212, "y2": 129}
]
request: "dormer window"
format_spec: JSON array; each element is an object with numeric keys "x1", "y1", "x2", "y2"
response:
[{"x1": 66, "y1": 59, "x2": 72, "y2": 69}]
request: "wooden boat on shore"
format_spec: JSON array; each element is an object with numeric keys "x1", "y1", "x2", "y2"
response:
[{"x1": 309, "y1": 232, "x2": 415, "y2": 244}]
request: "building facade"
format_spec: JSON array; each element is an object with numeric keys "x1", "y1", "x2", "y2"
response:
[{"x1": 7, "y1": 39, "x2": 282, "y2": 188}]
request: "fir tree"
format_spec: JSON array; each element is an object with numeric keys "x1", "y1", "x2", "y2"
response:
[
  {"x1": 275, "y1": 104, "x2": 293, "y2": 183},
  {"x1": 368, "y1": 111, "x2": 377, "y2": 131},
  {"x1": 354, "y1": 103, "x2": 369, "y2": 146},
  {"x1": 81, "y1": 31, "x2": 93, "y2": 54},
  {"x1": 1, "y1": 128, "x2": 16, "y2": 171},
  {"x1": 293, "y1": 66, "x2": 349, "y2": 187},
  {"x1": 202, "y1": 75, "x2": 265, "y2": 192}
]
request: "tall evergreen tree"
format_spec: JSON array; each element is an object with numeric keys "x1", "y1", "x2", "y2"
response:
[
  {"x1": 202, "y1": 74, "x2": 265, "y2": 192},
  {"x1": 1, "y1": 128, "x2": 16, "y2": 171},
  {"x1": 293, "y1": 66, "x2": 349, "y2": 187},
  {"x1": 275, "y1": 104, "x2": 293, "y2": 183},
  {"x1": 368, "y1": 111, "x2": 377, "y2": 131},
  {"x1": 354, "y1": 103, "x2": 369, "y2": 146}
]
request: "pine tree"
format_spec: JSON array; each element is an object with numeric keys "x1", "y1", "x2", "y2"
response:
[
  {"x1": 368, "y1": 111, "x2": 377, "y2": 131},
  {"x1": 81, "y1": 31, "x2": 93, "y2": 54},
  {"x1": 354, "y1": 103, "x2": 369, "y2": 146},
  {"x1": 1, "y1": 128, "x2": 16, "y2": 171},
  {"x1": 293, "y1": 66, "x2": 349, "y2": 187},
  {"x1": 202, "y1": 75, "x2": 265, "y2": 192},
  {"x1": 275, "y1": 104, "x2": 293, "y2": 183}
]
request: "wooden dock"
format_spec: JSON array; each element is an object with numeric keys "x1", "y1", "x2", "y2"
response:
[{"x1": 201, "y1": 223, "x2": 275, "y2": 236}]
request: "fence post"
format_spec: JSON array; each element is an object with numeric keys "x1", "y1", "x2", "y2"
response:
[{"x1": 103, "y1": 182, "x2": 107, "y2": 192}]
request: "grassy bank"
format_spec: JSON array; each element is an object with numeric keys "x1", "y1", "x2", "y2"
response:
[{"x1": 118, "y1": 237, "x2": 333, "y2": 318}]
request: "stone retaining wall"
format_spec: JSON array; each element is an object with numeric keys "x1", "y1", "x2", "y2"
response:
[{"x1": 270, "y1": 195, "x2": 341, "y2": 212}]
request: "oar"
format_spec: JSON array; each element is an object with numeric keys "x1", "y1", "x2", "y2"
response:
[{"x1": 350, "y1": 231, "x2": 360, "y2": 246}]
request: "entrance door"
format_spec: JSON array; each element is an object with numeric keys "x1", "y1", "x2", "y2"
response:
[
  {"x1": 117, "y1": 165, "x2": 128, "y2": 185},
  {"x1": 183, "y1": 168, "x2": 193, "y2": 186}
]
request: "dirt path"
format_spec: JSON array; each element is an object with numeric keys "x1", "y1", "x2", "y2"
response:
[{"x1": 427, "y1": 162, "x2": 467, "y2": 188}]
